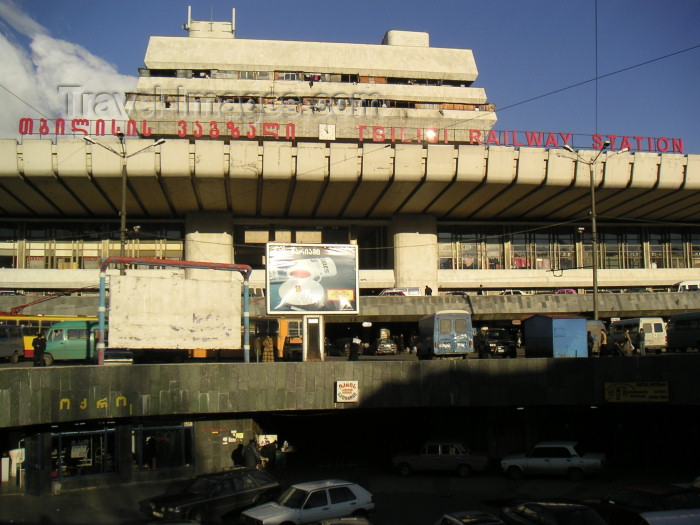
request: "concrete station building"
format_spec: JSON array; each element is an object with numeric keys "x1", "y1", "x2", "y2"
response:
[
  {"x1": 2, "y1": 7, "x2": 700, "y2": 496},
  {"x1": 1, "y1": 7, "x2": 698, "y2": 302}
]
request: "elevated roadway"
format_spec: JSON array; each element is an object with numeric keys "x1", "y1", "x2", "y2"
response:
[
  {"x1": 2, "y1": 292, "x2": 700, "y2": 322},
  {"x1": 1, "y1": 355, "x2": 699, "y2": 430}
]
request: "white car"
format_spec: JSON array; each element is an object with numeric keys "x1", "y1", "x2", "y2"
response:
[
  {"x1": 240, "y1": 479, "x2": 374, "y2": 525},
  {"x1": 500, "y1": 440, "x2": 605, "y2": 481}
]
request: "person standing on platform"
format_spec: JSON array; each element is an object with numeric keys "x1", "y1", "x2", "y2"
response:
[
  {"x1": 32, "y1": 331, "x2": 46, "y2": 367},
  {"x1": 262, "y1": 335, "x2": 274, "y2": 362}
]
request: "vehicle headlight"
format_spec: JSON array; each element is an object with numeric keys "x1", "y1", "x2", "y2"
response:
[{"x1": 167, "y1": 507, "x2": 182, "y2": 514}]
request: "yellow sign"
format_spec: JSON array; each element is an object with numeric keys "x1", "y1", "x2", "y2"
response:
[{"x1": 604, "y1": 381, "x2": 669, "y2": 403}]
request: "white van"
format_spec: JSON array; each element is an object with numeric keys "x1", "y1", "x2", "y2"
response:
[
  {"x1": 608, "y1": 317, "x2": 667, "y2": 354},
  {"x1": 676, "y1": 280, "x2": 700, "y2": 292},
  {"x1": 379, "y1": 287, "x2": 422, "y2": 296}
]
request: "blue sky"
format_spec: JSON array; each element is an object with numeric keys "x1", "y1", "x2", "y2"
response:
[{"x1": 1, "y1": 0, "x2": 698, "y2": 153}]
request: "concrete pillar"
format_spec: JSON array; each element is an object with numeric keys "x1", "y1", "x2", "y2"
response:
[
  {"x1": 23, "y1": 431, "x2": 52, "y2": 496},
  {"x1": 391, "y1": 214, "x2": 438, "y2": 292},
  {"x1": 184, "y1": 212, "x2": 235, "y2": 280},
  {"x1": 116, "y1": 424, "x2": 133, "y2": 484}
]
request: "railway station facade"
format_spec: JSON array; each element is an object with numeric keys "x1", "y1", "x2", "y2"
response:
[
  {"x1": 1, "y1": 8, "x2": 698, "y2": 299},
  {"x1": 1, "y1": 8, "x2": 700, "y2": 497}
]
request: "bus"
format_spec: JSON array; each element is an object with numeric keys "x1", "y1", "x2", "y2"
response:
[
  {"x1": 418, "y1": 310, "x2": 475, "y2": 359},
  {"x1": 0, "y1": 314, "x2": 98, "y2": 360},
  {"x1": 666, "y1": 312, "x2": 700, "y2": 353}
]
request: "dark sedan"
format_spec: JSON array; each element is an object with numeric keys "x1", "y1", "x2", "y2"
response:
[
  {"x1": 585, "y1": 483, "x2": 700, "y2": 525},
  {"x1": 146, "y1": 467, "x2": 280, "y2": 523},
  {"x1": 501, "y1": 502, "x2": 607, "y2": 525}
]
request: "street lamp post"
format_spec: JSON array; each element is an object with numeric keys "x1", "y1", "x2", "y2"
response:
[
  {"x1": 562, "y1": 141, "x2": 627, "y2": 320},
  {"x1": 84, "y1": 135, "x2": 165, "y2": 274}
]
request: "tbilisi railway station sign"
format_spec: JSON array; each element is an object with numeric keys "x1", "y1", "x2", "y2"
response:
[{"x1": 17, "y1": 117, "x2": 685, "y2": 154}]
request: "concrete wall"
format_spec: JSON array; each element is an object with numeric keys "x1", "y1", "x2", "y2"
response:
[
  {"x1": 2, "y1": 356, "x2": 700, "y2": 430},
  {"x1": 109, "y1": 275, "x2": 242, "y2": 350}
]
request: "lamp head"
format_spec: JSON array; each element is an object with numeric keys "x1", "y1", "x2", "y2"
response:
[
  {"x1": 83, "y1": 136, "x2": 96, "y2": 144},
  {"x1": 154, "y1": 139, "x2": 166, "y2": 146},
  {"x1": 602, "y1": 140, "x2": 611, "y2": 150},
  {"x1": 562, "y1": 145, "x2": 575, "y2": 153}
]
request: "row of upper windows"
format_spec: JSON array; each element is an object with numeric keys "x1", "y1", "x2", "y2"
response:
[{"x1": 138, "y1": 68, "x2": 474, "y2": 87}]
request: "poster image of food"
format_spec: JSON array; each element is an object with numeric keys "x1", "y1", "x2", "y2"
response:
[{"x1": 266, "y1": 243, "x2": 359, "y2": 314}]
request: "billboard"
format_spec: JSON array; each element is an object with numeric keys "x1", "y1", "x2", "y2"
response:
[{"x1": 266, "y1": 243, "x2": 359, "y2": 314}]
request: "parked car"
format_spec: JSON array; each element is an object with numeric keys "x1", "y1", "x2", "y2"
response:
[
  {"x1": 555, "y1": 288, "x2": 577, "y2": 295},
  {"x1": 391, "y1": 439, "x2": 489, "y2": 478},
  {"x1": 374, "y1": 338, "x2": 397, "y2": 355},
  {"x1": 328, "y1": 338, "x2": 352, "y2": 357},
  {"x1": 585, "y1": 483, "x2": 700, "y2": 525},
  {"x1": 146, "y1": 467, "x2": 280, "y2": 523},
  {"x1": 500, "y1": 441, "x2": 605, "y2": 481},
  {"x1": 240, "y1": 479, "x2": 374, "y2": 525},
  {"x1": 501, "y1": 502, "x2": 607, "y2": 525},
  {"x1": 475, "y1": 328, "x2": 517, "y2": 358},
  {"x1": 434, "y1": 510, "x2": 505, "y2": 525}
]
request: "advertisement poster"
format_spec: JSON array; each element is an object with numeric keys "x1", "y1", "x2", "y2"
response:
[{"x1": 266, "y1": 243, "x2": 359, "y2": 314}]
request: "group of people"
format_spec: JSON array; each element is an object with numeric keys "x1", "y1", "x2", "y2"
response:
[
  {"x1": 595, "y1": 327, "x2": 645, "y2": 357},
  {"x1": 231, "y1": 438, "x2": 280, "y2": 469}
]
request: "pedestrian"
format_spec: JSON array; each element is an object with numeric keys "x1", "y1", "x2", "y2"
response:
[
  {"x1": 623, "y1": 330, "x2": 634, "y2": 356},
  {"x1": 425, "y1": 285, "x2": 433, "y2": 296},
  {"x1": 243, "y1": 438, "x2": 262, "y2": 469},
  {"x1": 587, "y1": 331, "x2": 594, "y2": 356},
  {"x1": 262, "y1": 335, "x2": 274, "y2": 362},
  {"x1": 599, "y1": 329, "x2": 608, "y2": 356},
  {"x1": 397, "y1": 333, "x2": 405, "y2": 354},
  {"x1": 261, "y1": 440, "x2": 278, "y2": 468},
  {"x1": 231, "y1": 443, "x2": 244, "y2": 466},
  {"x1": 348, "y1": 336, "x2": 360, "y2": 361},
  {"x1": 32, "y1": 331, "x2": 46, "y2": 367},
  {"x1": 638, "y1": 327, "x2": 646, "y2": 356}
]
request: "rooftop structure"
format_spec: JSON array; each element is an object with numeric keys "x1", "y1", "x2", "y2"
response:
[{"x1": 125, "y1": 7, "x2": 496, "y2": 142}]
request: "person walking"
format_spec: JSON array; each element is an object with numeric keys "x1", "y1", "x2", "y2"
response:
[
  {"x1": 348, "y1": 336, "x2": 361, "y2": 361},
  {"x1": 599, "y1": 329, "x2": 608, "y2": 356},
  {"x1": 623, "y1": 329, "x2": 634, "y2": 356},
  {"x1": 638, "y1": 328, "x2": 646, "y2": 356},
  {"x1": 32, "y1": 331, "x2": 46, "y2": 367},
  {"x1": 243, "y1": 438, "x2": 262, "y2": 469},
  {"x1": 424, "y1": 285, "x2": 433, "y2": 296}
]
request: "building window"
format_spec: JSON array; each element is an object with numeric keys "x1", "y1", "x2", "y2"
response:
[
  {"x1": 51, "y1": 427, "x2": 117, "y2": 479},
  {"x1": 133, "y1": 423, "x2": 194, "y2": 471}
]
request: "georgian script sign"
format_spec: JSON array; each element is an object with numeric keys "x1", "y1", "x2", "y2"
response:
[
  {"x1": 17, "y1": 117, "x2": 685, "y2": 153},
  {"x1": 335, "y1": 381, "x2": 359, "y2": 403}
]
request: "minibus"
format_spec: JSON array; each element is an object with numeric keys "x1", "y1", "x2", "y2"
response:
[
  {"x1": 0, "y1": 324, "x2": 24, "y2": 363},
  {"x1": 43, "y1": 320, "x2": 102, "y2": 365},
  {"x1": 608, "y1": 317, "x2": 667, "y2": 354},
  {"x1": 666, "y1": 311, "x2": 700, "y2": 352},
  {"x1": 676, "y1": 280, "x2": 700, "y2": 292},
  {"x1": 418, "y1": 310, "x2": 475, "y2": 359}
]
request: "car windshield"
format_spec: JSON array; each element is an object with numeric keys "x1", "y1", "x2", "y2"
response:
[
  {"x1": 187, "y1": 477, "x2": 218, "y2": 496},
  {"x1": 277, "y1": 487, "x2": 309, "y2": 508},
  {"x1": 489, "y1": 329, "x2": 508, "y2": 338}
]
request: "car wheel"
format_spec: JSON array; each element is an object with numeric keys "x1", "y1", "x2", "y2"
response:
[
  {"x1": 457, "y1": 464, "x2": 472, "y2": 478},
  {"x1": 567, "y1": 468, "x2": 585, "y2": 482},
  {"x1": 43, "y1": 354, "x2": 53, "y2": 366},
  {"x1": 507, "y1": 466, "x2": 524, "y2": 480},
  {"x1": 10, "y1": 352, "x2": 19, "y2": 364},
  {"x1": 398, "y1": 463, "x2": 412, "y2": 476}
]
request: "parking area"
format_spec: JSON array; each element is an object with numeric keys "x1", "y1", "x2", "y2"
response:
[{"x1": 1, "y1": 465, "x2": 695, "y2": 525}]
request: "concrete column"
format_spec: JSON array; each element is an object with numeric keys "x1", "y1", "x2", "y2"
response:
[
  {"x1": 23, "y1": 431, "x2": 52, "y2": 496},
  {"x1": 184, "y1": 212, "x2": 235, "y2": 280},
  {"x1": 391, "y1": 214, "x2": 438, "y2": 292}
]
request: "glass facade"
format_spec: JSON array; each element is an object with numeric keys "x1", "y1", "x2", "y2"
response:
[
  {"x1": 51, "y1": 427, "x2": 117, "y2": 480},
  {"x1": 0, "y1": 222, "x2": 184, "y2": 269}
]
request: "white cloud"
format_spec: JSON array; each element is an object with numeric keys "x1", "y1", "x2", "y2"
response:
[{"x1": 0, "y1": 1, "x2": 137, "y2": 139}]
